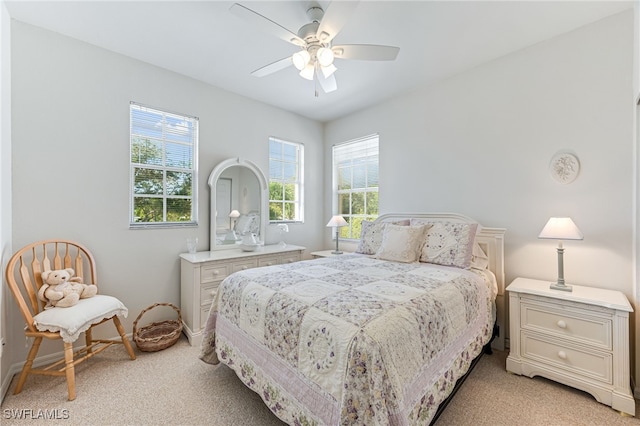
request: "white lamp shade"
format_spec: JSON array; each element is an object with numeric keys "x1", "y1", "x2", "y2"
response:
[
  {"x1": 326, "y1": 215, "x2": 348, "y2": 227},
  {"x1": 292, "y1": 50, "x2": 310, "y2": 71},
  {"x1": 229, "y1": 210, "x2": 241, "y2": 219},
  {"x1": 317, "y1": 47, "x2": 335, "y2": 67},
  {"x1": 538, "y1": 217, "x2": 583, "y2": 240},
  {"x1": 299, "y1": 63, "x2": 315, "y2": 80}
]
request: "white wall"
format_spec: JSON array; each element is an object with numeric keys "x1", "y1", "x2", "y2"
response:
[
  {"x1": 6, "y1": 21, "x2": 324, "y2": 368},
  {"x1": 326, "y1": 9, "x2": 635, "y2": 348},
  {"x1": 0, "y1": 0, "x2": 12, "y2": 398}
]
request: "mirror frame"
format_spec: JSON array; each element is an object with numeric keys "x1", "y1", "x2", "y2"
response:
[{"x1": 208, "y1": 157, "x2": 268, "y2": 251}]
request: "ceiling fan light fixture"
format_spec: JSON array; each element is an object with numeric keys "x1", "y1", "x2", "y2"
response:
[
  {"x1": 292, "y1": 50, "x2": 311, "y2": 71},
  {"x1": 321, "y1": 63, "x2": 337, "y2": 78},
  {"x1": 299, "y1": 63, "x2": 315, "y2": 80},
  {"x1": 317, "y1": 47, "x2": 335, "y2": 67}
]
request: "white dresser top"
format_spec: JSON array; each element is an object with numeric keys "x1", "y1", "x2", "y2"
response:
[
  {"x1": 507, "y1": 277, "x2": 633, "y2": 312},
  {"x1": 179, "y1": 244, "x2": 306, "y2": 264}
]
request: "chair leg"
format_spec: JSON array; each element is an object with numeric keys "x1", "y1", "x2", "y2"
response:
[
  {"x1": 63, "y1": 342, "x2": 76, "y2": 401},
  {"x1": 85, "y1": 327, "x2": 93, "y2": 354},
  {"x1": 14, "y1": 336, "x2": 42, "y2": 395},
  {"x1": 113, "y1": 316, "x2": 136, "y2": 360}
]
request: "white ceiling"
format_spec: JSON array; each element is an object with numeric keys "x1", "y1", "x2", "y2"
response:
[{"x1": 4, "y1": 0, "x2": 634, "y2": 122}]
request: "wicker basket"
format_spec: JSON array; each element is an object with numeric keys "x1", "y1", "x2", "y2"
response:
[{"x1": 133, "y1": 303, "x2": 183, "y2": 352}]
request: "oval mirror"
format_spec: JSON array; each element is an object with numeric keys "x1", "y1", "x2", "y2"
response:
[{"x1": 208, "y1": 158, "x2": 268, "y2": 250}]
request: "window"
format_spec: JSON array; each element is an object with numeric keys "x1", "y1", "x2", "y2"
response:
[
  {"x1": 129, "y1": 102, "x2": 198, "y2": 227},
  {"x1": 269, "y1": 137, "x2": 304, "y2": 222},
  {"x1": 332, "y1": 135, "x2": 379, "y2": 239}
]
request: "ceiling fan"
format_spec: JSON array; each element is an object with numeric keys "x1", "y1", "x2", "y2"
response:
[{"x1": 229, "y1": 1, "x2": 400, "y2": 95}]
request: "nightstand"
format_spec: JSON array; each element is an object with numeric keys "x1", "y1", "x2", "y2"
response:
[
  {"x1": 310, "y1": 250, "x2": 349, "y2": 258},
  {"x1": 506, "y1": 277, "x2": 635, "y2": 416}
]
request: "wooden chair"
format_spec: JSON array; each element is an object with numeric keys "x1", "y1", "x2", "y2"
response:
[{"x1": 5, "y1": 240, "x2": 136, "y2": 401}]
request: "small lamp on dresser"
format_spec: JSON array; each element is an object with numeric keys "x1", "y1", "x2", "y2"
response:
[
  {"x1": 538, "y1": 217, "x2": 583, "y2": 292},
  {"x1": 326, "y1": 215, "x2": 348, "y2": 254}
]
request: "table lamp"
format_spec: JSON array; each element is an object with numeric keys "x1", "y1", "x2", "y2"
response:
[
  {"x1": 326, "y1": 215, "x2": 348, "y2": 254},
  {"x1": 538, "y1": 217, "x2": 583, "y2": 292},
  {"x1": 226, "y1": 210, "x2": 241, "y2": 241}
]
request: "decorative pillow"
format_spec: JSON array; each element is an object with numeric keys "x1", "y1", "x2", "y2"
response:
[
  {"x1": 374, "y1": 224, "x2": 430, "y2": 263},
  {"x1": 410, "y1": 219, "x2": 479, "y2": 269},
  {"x1": 356, "y1": 219, "x2": 410, "y2": 255},
  {"x1": 470, "y1": 241, "x2": 489, "y2": 270}
]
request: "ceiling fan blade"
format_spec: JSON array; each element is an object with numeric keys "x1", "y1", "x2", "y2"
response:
[
  {"x1": 251, "y1": 57, "x2": 293, "y2": 77},
  {"x1": 316, "y1": 66, "x2": 337, "y2": 93},
  {"x1": 230, "y1": 3, "x2": 305, "y2": 47},
  {"x1": 316, "y1": 1, "x2": 359, "y2": 44},
  {"x1": 332, "y1": 44, "x2": 400, "y2": 61}
]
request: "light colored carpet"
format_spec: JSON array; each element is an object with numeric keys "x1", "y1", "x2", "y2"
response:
[{"x1": 1, "y1": 335, "x2": 638, "y2": 425}]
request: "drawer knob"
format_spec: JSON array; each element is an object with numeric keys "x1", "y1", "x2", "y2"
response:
[
  {"x1": 241, "y1": 266, "x2": 248, "y2": 270},
  {"x1": 557, "y1": 320, "x2": 567, "y2": 329},
  {"x1": 213, "y1": 270, "x2": 220, "y2": 275},
  {"x1": 557, "y1": 351, "x2": 567, "y2": 360},
  {"x1": 266, "y1": 262, "x2": 273, "y2": 266},
  {"x1": 210, "y1": 290, "x2": 216, "y2": 296}
]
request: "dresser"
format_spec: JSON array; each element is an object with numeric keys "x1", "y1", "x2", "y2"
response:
[
  {"x1": 180, "y1": 244, "x2": 305, "y2": 346},
  {"x1": 506, "y1": 277, "x2": 635, "y2": 416}
]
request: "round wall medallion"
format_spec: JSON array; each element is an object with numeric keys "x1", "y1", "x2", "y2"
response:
[{"x1": 549, "y1": 151, "x2": 580, "y2": 184}]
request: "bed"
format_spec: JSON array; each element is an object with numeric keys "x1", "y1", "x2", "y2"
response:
[{"x1": 200, "y1": 213, "x2": 505, "y2": 425}]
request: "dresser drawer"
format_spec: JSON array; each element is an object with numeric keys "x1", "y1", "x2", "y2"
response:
[
  {"x1": 232, "y1": 259, "x2": 258, "y2": 273},
  {"x1": 201, "y1": 263, "x2": 231, "y2": 284},
  {"x1": 258, "y1": 255, "x2": 280, "y2": 267},
  {"x1": 201, "y1": 282, "x2": 219, "y2": 305},
  {"x1": 521, "y1": 332, "x2": 612, "y2": 384},
  {"x1": 280, "y1": 252, "x2": 301, "y2": 264},
  {"x1": 520, "y1": 299, "x2": 612, "y2": 350}
]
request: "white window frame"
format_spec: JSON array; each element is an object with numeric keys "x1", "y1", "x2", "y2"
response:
[
  {"x1": 332, "y1": 134, "x2": 379, "y2": 240},
  {"x1": 268, "y1": 137, "x2": 304, "y2": 223},
  {"x1": 129, "y1": 102, "x2": 198, "y2": 228}
]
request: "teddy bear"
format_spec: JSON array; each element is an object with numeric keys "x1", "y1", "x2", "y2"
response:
[{"x1": 37, "y1": 268, "x2": 98, "y2": 309}]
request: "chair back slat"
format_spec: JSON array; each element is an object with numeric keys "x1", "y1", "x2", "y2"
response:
[
  {"x1": 19, "y1": 258, "x2": 40, "y2": 317},
  {"x1": 53, "y1": 242, "x2": 62, "y2": 269},
  {"x1": 6, "y1": 240, "x2": 98, "y2": 327},
  {"x1": 75, "y1": 248, "x2": 84, "y2": 280},
  {"x1": 64, "y1": 244, "x2": 72, "y2": 269}
]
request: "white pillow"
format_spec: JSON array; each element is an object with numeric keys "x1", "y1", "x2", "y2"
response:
[
  {"x1": 33, "y1": 295, "x2": 128, "y2": 343},
  {"x1": 470, "y1": 241, "x2": 490, "y2": 270},
  {"x1": 356, "y1": 219, "x2": 410, "y2": 255},
  {"x1": 410, "y1": 219, "x2": 478, "y2": 269},
  {"x1": 374, "y1": 224, "x2": 430, "y2": 263}
]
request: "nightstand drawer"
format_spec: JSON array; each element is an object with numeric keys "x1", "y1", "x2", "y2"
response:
[
  {"x1": 521, "y1": 332, "x2": 612, "y2": 384},
  {"x1": 520, "y1": 299, "x2": 611, "y2": 350},
  {"x1": 201, "y1": 263, "x2": 231, "y2": 284}
]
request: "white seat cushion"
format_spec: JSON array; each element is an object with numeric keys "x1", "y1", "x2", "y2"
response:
[{"x1": 33, "y1": 295, "x2": 128, "y2": 342}]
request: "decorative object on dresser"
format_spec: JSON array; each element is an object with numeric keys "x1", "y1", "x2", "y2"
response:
[
  {"x1": 506, "y1": 277, "x2": 635, "y2": 416},
  {"x1": 326, "y1": 215, "x2": 348, "y2": 254},
  {"x1": 180, "y1": 244, "x2": 305, "y2": 346},
  {"x1": 538, "y1": 217, "x2": 583, "y2": 292}
]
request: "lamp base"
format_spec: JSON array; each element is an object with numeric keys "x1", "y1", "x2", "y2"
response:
[
  {"x1": 331, "y1": 250, "x2": 343, "y2": 255},
  {"x1": 550, "y1": 282, "x2": 572, "y2": 292}
]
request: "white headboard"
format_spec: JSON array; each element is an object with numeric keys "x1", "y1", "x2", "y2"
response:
[{"x1": 375, "y1": 213, "x2": 506, "y2": 350}]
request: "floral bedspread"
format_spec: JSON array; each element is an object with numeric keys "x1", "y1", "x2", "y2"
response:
[{"x1": 200, "y1": 254, "x2": 493, "y2": 425}]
